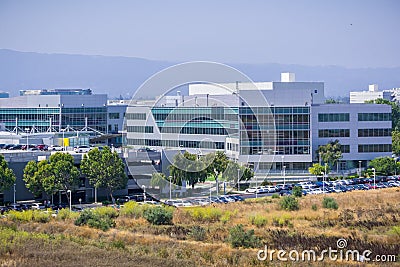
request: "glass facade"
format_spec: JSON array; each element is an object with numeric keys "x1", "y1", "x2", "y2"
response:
[
  {"x1": 127, "y1": 138, "x2": 224, "y2": 149},
  {"x1": 127, "y1": 126, "x2": 153, "y2": 133},
  {"x1": 126, "y1": 113, "x2": 146, "y2": 120},
  {"x1": 151, "y1": 107, "x2": 239, "y2": 136},
  {"x1": 61, "y1": 107, "x2": 107, "y2": 132},
  {"x1": 240, "y1": 107, "x2": 310, "y2": 155},
  {"x1": 0, "y1": 108, "x2": 60, "y2": 132},
  {"x1": 318, "y1": 113, "x2": 350, "y2": 122}
]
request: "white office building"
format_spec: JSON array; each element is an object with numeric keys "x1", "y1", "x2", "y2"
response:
[{"x1": 126, "y1": 73, "x2": 392, "y2": 176}]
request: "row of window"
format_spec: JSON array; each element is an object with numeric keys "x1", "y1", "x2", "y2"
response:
[
  {"x1": 318, "y1": 113, "x2": 392, "y2": 122},
  {"x1": 127, "y1": 138, "x2": 225, "y2": 149},
  {"x1": 108, "y1": 113, "x2": 120, "y2": 119},
  {"x1": 226, "y1": 142, "x2": 239, "y2": 152},
  {"x1": 358, "y1": 128, "x2": 392, "y2": 137},
  {"x1": 240, "y1": 107, "x2": 309, "y2": 114},
  {"x1": 318, "y1": 113, "x2": 350, "y2": 122},
  {"x1": 358, "y1": 144, "x2": 392, "y2": 153},
  {"x1": 159, "y1": 126, "x2": 230, "y2": 135},
  {"x1": 126, "y1": 113, "x2": 146, "y2": 120},
  {"x1": 126, "y1": 126, "x2": 153, "y2": 133},
  {"x1": 318, "y1": 129, "x2": 350, "y2": 138}
]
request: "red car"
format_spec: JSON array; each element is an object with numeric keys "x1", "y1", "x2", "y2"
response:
[{"x1": 36, "y1": 144, "x2": 48, "y2": 151}]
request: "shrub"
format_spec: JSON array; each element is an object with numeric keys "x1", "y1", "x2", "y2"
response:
[
  {"x1": 143, "y1": 205, "x2": 173, "y2": 225},
  {"x1": 279, "y1": 196, "x2": 299, "y2": 211},
  {"x1": 322, "y1": 197, "x2": 338, "y2": 210},
  {"x1": 75, "y1": 209, "x2": 116, "y2": 231},
  {"x1": 292, "y1": 186, "x2": 303, "y2": 197},
  {"x1": 57, "y1": 208, "x2": 79, "y2": 221},
  {"x1": 271, "y1": 194, "x2": 280, "y2": 199},
  {"x1": 311, "y1": 204, "x2": 318, "y2": 211},
  {"x1": 93, "y1": 206, "x2": 119, "y2": 219},
  {"x1": 185, "y1": 206, "x2": 223, "y2": 222},
  {"x1": 272, "y1": 215, "x2": 292, "y2": 227},
  {"x1": 227, "y1": 224, "x2": 260, "y2": 248},
  {"x1": 249, "y1": 214, "x2": 268, "y2": 227},
  {"x1": 7, "y1": 210, "x2": 51, "y2": 223},
  {"x1": 119, "y1": 201, "x2": 149, "y2": 218},
  {"x1": 188, "y1": 225, "x2": 206, "y2": 241}
]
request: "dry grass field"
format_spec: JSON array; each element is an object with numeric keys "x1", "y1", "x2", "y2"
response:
[{"x1": 0, "y1": 188, "x2": 399, "y2": 266}]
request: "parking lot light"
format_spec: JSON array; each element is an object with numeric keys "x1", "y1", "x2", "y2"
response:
[{"x1": 371, "y1": 168, "x2": 376, "y2": 190}]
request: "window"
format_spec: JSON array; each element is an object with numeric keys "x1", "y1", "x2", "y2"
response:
[
  {"x1": 358, "y1": 113, "x2": 391, "y2": 121},
  {"x1": 358, "y1": 144, "x2": 392, "y2": 153},
  {"x1": 108, "y1": 113, "x2": 120, "y2": 119},
  {"x1": 318, "y1": 129, "x2": 350, "y2": 138},
  {"x1": 358, "y1": 128, "x2": 392, "y2": 137},
  {"x1": 127, "y1": 126, "x2": 153, "y2": 133},
  {"x1": 341, "y1": 145, "x2": 350, "y2": 153},
  {"x1": 318, "y1": 113, "x2": 349, "y2": 122}
]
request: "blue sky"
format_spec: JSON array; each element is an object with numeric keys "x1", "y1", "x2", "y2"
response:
[{"x1": 0, "y1": 0, "x2": 399, "y2": 68}]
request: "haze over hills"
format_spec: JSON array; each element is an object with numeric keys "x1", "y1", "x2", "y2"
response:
[{"x1": 0, "y1": 49, "x2": 399, "y2": 99}]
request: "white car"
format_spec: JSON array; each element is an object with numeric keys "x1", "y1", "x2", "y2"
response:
[
  {"x1": 245, "y1": 186, "x2": 265, "y2": 194},
  {"x1": 74, "y1": 145, "x2": 92, "y2": 153},
  {"x1": 48, "y1": 145, "x2": 64, "y2": 151},
  {"x1": 263, "y1": 186, "x2": 277, "y2": 193}
]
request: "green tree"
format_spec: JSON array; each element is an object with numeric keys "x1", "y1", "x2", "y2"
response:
[
  {"x1": 392, "y1": 130, "x2": 400, "y2": 155},
  {"x1": 23, "y1": 152, "x2": 80, "y2": 202},
  {"x1": 0, "y1": 154, "x2": 16, "y2": 193},
  {"x1": 81, "y1": 146, "x2": 128, "y2": 203},
  {"x1": 222, "y1": 161, "x2": 253, "y2": 189},
  {"x1": 204, "y1": 151, "x2": 228, "y2": 193},
  {"x1": 168, "y1": 151, "x2": 207, "y2": 188},
  {"x1": 366, "y1": 98, "x2": 400, "y2": 130},
  {"x1": 150, "y1": 172, "x2": 167, "y2": 193},
  {"x1": 23, "y1": 160, "x2": 43, "y2": 197},
  {"x1": 368, "y1": 156, "x2": 397, "y2": 176},
  {"x1": 317, "y1": 140, "x2": 342, "y2": 169},
  {"x1": 308, "y1": 163, "x2": 330, "y2": 178}
]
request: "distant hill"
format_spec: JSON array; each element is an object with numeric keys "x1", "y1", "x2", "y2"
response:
[{"x1": 0, "y1": 49, "x2": 399, "y2": 98}]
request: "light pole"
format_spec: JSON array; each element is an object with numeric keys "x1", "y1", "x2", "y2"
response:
[
  {"x1": 359, "y1": 160, "x2": 362, "y2": 176},
  {"x1": 25, "y1": 128, "x2": 30, "y2": 150},
  {"x1": 281, "y1": 155, "x2": 284, "y2": 176},
  {"x1": 61, "y1": 128, "x2": 65, "y2": 150},
  {"x1": 237, "y1": 168, "x2": 240, "y2": 192},
  {"x1": 169, "y1": 176, "x2": 172, "y2": 201},
  {"x1": 142, "y1": 185, "x2": 146, "y2": 202},
  {"x1": 13, "y1": 183, "x2": 16, "y2": 205},
  {"x1": 67, "y1": 190, "x2": 72, "y2": 210},
  {"x1": 371, "y1": 168, "x2": 376, "y2": 190},
  {"x1": 283, "y1": 165, "x2": 286, "y2": 186}
]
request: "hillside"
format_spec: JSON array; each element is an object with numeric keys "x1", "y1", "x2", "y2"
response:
[
  {"x1": 0, "y1": 188, "x2": 399, "y2": 266},
  {"x1": 1, "y1": 49, "x2": 400, "y2": 98}
]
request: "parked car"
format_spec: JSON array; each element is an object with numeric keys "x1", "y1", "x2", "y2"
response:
[
  {"x1": 36, "y1": 144, "x2": 48, "y2": 151},
  {"x1": 74, "y1": 145, "x2": 92, "y2": 153},
  {"x1": 9, "y1": 144, "x2": 23, "y2": 150},
  {"x1": 48, "y1": 145, "x2": 64, "y2": 151},
  {"x1": 245, "y1": 186, "x2": 265, "y2": 194},
  {"x1": 263, "y1": 185, "x2": 277, "y2": 193},
  {"x1": 0, "y1": 206, "x2": 9, "y2": 214}
]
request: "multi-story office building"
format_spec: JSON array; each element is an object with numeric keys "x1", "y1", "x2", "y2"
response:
[
  {"x1": 0, "y1": 89, "x2": 108, "y2": 133},
  {"x1": 126, "y1": 73, "x2": 392, "y2": 176}
]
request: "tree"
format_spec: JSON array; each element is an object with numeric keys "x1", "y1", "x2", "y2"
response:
[
  {"x1": 168, "y1": 151, "x2": 207, "y2": 188},
  {"x1": 308, "y1": 163, "x2": 330, "y2": 178},
  {"x1": 81, "y1": 146, "x2": 128, "y2": 203},
  {"x1": 23, "y1": 160, "x2": 43, "y2": 197},
  {"x1": 368, "y1": 156, "x2": 397, "y2": 176},
  {"x1": 222, "y1": 161, "x2": 253, "y2": 188},
  {"x1": 150, "y1": 172, "x2": 167, "y2": 193},
  {"x1": 317, "y1": 140, "x2": 342, "y2": 169},
  {"x1": 204, "y1": 151, "x2": 229, "y2": 194},
  {"x1": 23, "y1": 152, "x2": 80, "y2": 203},
  {"x1": 392, "y1": 130, "x2": 400, "y2": 155},
  {"x1": 366, "y1": 98, "x2": 400, "y2": 130},
  {"x1": 0, "y1": 154, "x2": 16, "y2": 193}
]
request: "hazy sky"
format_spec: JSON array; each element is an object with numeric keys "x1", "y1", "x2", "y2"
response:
[{"x1": 0, "y1": 0, "x2": 399, "y2": 68}]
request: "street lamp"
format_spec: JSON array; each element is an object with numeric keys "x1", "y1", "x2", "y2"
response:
[
  {"x1": 320, "y1": 172, "x2": 325, "y2": 194},
  {"x1": 283, "y1": 165, "x2": 286, "y2": 186},
  {"x1": 67, "y1": 190, "x2": 72, "y2": 210},
  {"x1": 25, "y1": 128, "x2": 30, "y2": 150},
  {"x1": 13, "y1": 183, "x2": 16, "y2": 206},
  {"x1": 281, "y1": 155, "x2": 284, "y2": 176},
  {"x1": 359, "y1": 160, "x2": 362, "y2": 176},
  {"x1": 142, "y1": 185, "x2": 146, "y2": 202},
  {"x1": 169, "y1": 176, "x2": 172, "y2": 201},
  {"x1": 237, "y1": 168, "x2": 240, "y2": 191},
  {"x1": 371, "y1": 168, "x2": 376, "y2": 190}
]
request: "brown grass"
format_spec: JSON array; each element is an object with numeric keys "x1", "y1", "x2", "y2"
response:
[{"x1": 0, "y1": 188, "x2": 399, "y2": 266}]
